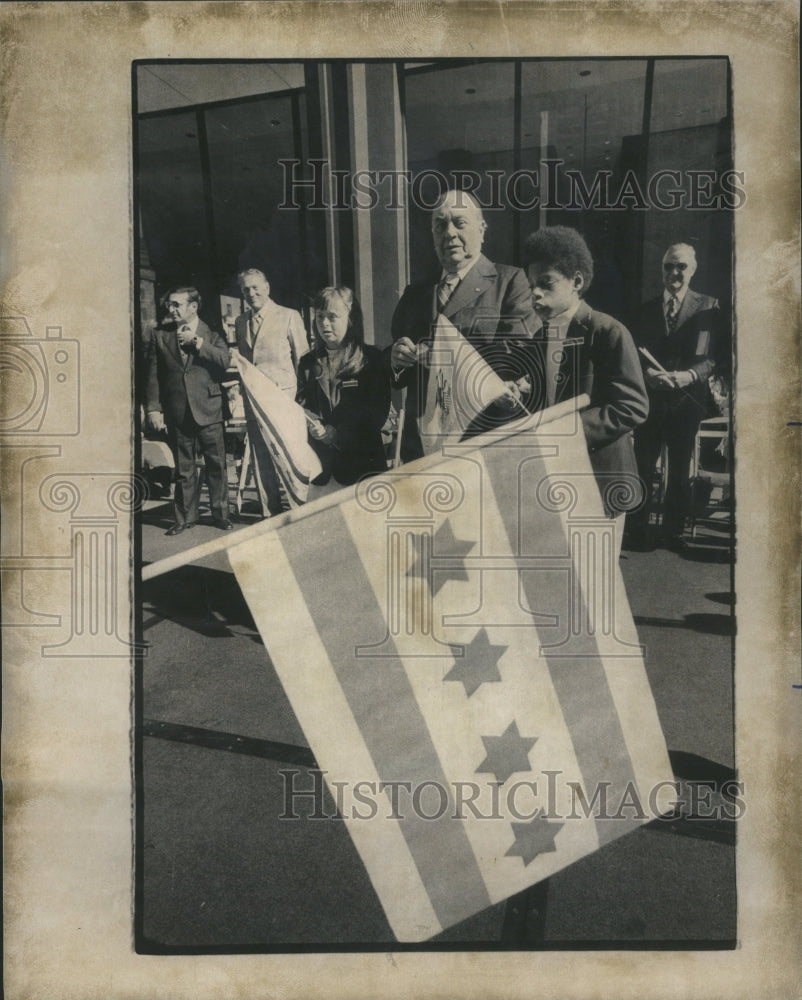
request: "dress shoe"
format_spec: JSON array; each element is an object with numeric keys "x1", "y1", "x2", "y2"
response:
[
  {"x1": 165, "y1": 521, "x2": 195, "y2": 536},
  {"x1": 212, "y1": 518, "x2": 234, "y2": 531}
]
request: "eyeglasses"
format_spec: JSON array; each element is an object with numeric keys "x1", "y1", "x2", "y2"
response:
[{"x1": 663, "y1": 263, "x2": 689, "y2": 271}]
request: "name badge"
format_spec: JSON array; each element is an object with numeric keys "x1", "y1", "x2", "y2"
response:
[
  {"x1": 695, "y1": 331, "x2": 710, "y2": 356},
  {"x1": 341, "y1": 379, "x2": 359, "y2": 389}
]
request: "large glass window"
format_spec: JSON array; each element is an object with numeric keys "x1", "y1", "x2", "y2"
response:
[
  {"x1": 404, "y1": 58, "x2": 731, "y2": 321},
  {"x1": 205, "y1": 93, "x2": 310, "y2": 307},
  {"x1": 519, "y1": 59, "x2": 648, "y2": 319},
  {"x1": 136, "y1": 65, "x2": 327, "y2": 334},
  {"x1": 404, "y1": 62, "x2": 516, "y2": 283},
  {"x1": 650, "y1": 58, "x2": 728, "y2": 133},
  {"x1": 137, "y1": 112, "x2": 212, "y2": 287}
]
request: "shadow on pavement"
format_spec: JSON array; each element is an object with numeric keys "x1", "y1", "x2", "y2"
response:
[
  {"x1": 634, "y1": 612, "x2": 735, "y2": 635},
  {"x1": 142, "y1": 564, "x2": 257, "y2": 639},
  {"x1": 705, "y1": 591, "x2": 735, "y2": 605}
]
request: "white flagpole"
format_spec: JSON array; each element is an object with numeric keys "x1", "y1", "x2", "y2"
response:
[
  {"x1": 142, "y1": 394, "x2": 588, "y2": 581},
  {"x1": 638, "y1": 346, "x2": 708, "y2": 412},
  {"x1": 392, "y1": 388, "x2": 406, "y2": 468}
]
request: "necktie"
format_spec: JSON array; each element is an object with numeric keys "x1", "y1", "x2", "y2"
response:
[
  {"x1": 542, "y1": 324, "x2": 559, "y2": 407},
  {"x1": 178, "y1": 326, "x2": 192, "y2": 368},
  {"x1": 666, "y1": 296, "x2": 678, "y2": 335},
  {"x1": 437, "y1": 274, "x2": 459, "y2": 312},
  {"x1": 248, "y1": 310, "x2": 262, "y2": 349}
]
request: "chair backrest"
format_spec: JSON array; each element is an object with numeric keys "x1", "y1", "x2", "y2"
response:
[{"x1": 693, "y1": 416, "x2": 730, "y2": 481}]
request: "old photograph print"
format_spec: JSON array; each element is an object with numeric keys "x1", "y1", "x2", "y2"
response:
[{"x1": 134, "y1": 57, "x2": 736, "y2": 952}]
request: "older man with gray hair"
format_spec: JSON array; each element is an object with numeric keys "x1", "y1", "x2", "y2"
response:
[
  {"x1": 234, "y1": 268, "x2": 309, "y2": 516},
  {"x1": 389, "y1": 188, "x2": 537, "y2": 462},
  {"x1": 627, "y1": 242, "x2": 724, "y2": 551}
]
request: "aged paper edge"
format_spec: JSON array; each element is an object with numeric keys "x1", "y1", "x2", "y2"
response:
[{"x1": 1, "y1": 1, "x2": 800, "y2": 998}]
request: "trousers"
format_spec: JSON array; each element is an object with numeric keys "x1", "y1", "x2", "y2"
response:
[{"x1": 169, "y1": 407, "x2": 229, "y2": 525}]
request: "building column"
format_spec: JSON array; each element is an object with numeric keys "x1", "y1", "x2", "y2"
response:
[{"x1": 346, "y1": 63, "x2": 409, "y2": 347}]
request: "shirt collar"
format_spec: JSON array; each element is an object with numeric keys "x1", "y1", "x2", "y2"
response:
[
  {"x1": 440, "y1": 261, "x2": 475, "y2": 285},
  {"x1": 251, "y1": 300, "x2": 272, "y2": 321},
  {"x1": 542, "y1": 300, "x2": 581, "y2": 336},
  {"x1": 178, "y1": 316, "x2": 199, "y2": 336},
  {"x1": 663, "y1": 287, "x2": 688, "y2": 308}
]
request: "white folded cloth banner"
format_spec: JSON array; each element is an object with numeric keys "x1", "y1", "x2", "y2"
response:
[
  {"x1": 236, "y1": 353, "x2": 322, "y2": 507},
  {"x1": 418, "y1": 314, "x2": 516, "y2": 455}
]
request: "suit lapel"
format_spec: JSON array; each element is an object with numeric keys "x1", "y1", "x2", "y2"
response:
[
  {"x1": 675, "y1": 289, "x2": 700, "y2": 328},
  {"x1": 443, "y1": 256, "x2": 495, "y2": 318},
  {"x1": 182, "y1": 320, "x2": 207, "y2": 371},
  {"x1": 170, "y1": 319, "x2": 209, "y2": 371},
  {"x1": 240, "y1": 306, "x2": 267, "y2": 352},
  {"x1": 248, "y1": 308, "x2": 261, "y2": 349},
  {"x1": 555, "y1": 302, "x2": 591, "y2": 404},
  {"x1": 235, "y1": 313, "x2": 248, "y2": 353},
  {"x1": 162, "y1": 328, "x2": 184, "y2": 367},
  {"x1": 256, "y1": 300, "x2": 281, "y2": 346},
  {"x1": 314, "y1": 359, "x2": 334, "y2": 415},
  {"x1": 188, "y1": 320, "x2": 213, "y2": 370}
]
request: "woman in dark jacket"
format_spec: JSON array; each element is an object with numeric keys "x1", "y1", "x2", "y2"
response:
[{"x1": 297, "y1": 286, "x2": 391, "y2": 486}]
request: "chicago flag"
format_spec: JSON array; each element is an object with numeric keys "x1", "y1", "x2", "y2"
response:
[{"x1": 227, "y1": 399, "x2": 673, "y2": 941}]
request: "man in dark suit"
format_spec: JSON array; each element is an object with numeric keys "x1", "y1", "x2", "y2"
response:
[
  {"x1": 627, "y1": 243, "x2": 723, "y2": 550},
  {"x1": 389, "y1": 189, "x2": 537, "y2": 461},
  {"x1": 523, "y1": 227, "x2": 649, "y2": 548},
  {"x1": 145, "y1": 286, "x2": 233, "y2": 535}
]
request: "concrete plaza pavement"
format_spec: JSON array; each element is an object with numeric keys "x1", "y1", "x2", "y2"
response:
[{"x1": 137, "y1": 483, "x2": 735, "y2": 951}]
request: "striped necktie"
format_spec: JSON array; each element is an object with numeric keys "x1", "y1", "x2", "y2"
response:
[{"x1": 437, "y1": 274, "x2": 459, "y2": 312}]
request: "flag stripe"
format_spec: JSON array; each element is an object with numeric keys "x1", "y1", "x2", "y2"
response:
[
  {"x1": 228, "y1": 533, "x2": 442, "y2": 941},
  {"x1": 236, "y1": 355, "x2": 322, "y2": 508},
  {"x1": 482, "y1": 443, "x2": 639, "y2": 846},
  {"x1": 268, "y1": 444, "x2": 308, "y2": 508},
  {"x1": 280, "y1": 506, "x2": 493, "y2": 929}
]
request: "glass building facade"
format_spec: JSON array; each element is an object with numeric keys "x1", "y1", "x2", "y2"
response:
[{"x1": 136, "y1": 58, "x2": 732, "y2": 346}]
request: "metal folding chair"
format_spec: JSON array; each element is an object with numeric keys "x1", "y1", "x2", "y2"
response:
[{"x1": 689, "y1": 416, "x2": 731, "y2": 538}]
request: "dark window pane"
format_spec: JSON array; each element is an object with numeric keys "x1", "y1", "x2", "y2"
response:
[
  {"x1": 205, "y1": 95, "x2": 305, "y2": 308},
  {"x1": 519, "y1": 60, "x2": 647, "y2": 319},
  {"x1": 650, "y1": 58, "x2": 728, "y2": 133},
  {"x1": 404, "y1": 62, "x2": 516, "y2": 281},
  {"x1": 137, "y1": 113, "x2": 212, "y2": 286}
]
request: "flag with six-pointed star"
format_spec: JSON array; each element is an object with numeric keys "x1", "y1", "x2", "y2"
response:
[{"x1": 227, "y1": 395, "x2": 673, "y2": 941}]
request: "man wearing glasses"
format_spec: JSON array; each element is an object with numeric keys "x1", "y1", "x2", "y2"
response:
[
  {"x1": 145, "y1": 287, "x2": 233, "y2": 535},
  {"x1": 627, "y1": 243, "x2": 724, "y2": 551}
]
